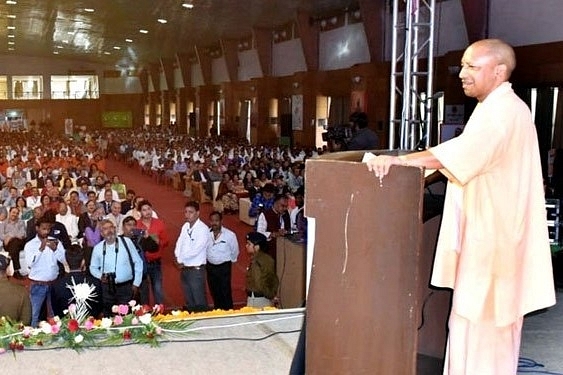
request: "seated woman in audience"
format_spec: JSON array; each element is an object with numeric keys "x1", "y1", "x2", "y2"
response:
[
  {"x1": 41, "y1": 177, "x2": 60, "y2": 199},
  {"x1": 60, "y1": 177, "x2": 75, "y2": 198},
  {"x1": 15, "y1": 196, "x2": 33, "y2": 221},
  {"x1": 216, "y1": 173, "x2": 239, "y2": 214},
  {"x1": 111, "y1": 175, "x2": 127, "y2": 200}
]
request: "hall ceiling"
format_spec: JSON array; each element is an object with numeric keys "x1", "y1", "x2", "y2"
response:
[{"x1": 0, "y1": 0, "x2": 357, "y2": 69}]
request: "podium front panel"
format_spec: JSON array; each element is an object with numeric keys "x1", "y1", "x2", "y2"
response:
[{"x1": 305, "y1": 157, "x2": 425, "y2": 375}]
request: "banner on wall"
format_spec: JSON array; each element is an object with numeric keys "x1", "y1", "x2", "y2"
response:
[
  {"x1": 292, "y1": 95, "x2": 303, "y2": 130},
  {"x1": 102, "y1": 111, "x2": 133, "y2": 128},
  {"x1": 64, "y1": 119, "x2": 73, "y2": 136}
]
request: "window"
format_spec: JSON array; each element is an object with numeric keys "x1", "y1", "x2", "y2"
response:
[
  {"x1": 51, "y1": 75, "x2": 99, "y2": 99},
  {"x1": 0, "y1": 76, "x2": 7, "y2": 99},
  {"x1": 12, "y1": 76, "x2": 43, "y2": 100}
]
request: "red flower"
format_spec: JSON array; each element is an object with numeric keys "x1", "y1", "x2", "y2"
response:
[
  {"x1": 123, "y1": 330, "x2": 131, "y2": 340},
  {"x1": 67, "y1": 319, "x2": 80, "y2": 333}
]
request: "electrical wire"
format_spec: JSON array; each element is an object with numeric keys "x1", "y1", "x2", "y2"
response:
[{"x1": 518, "y1": 357, "x2": 563, "y2": 375}]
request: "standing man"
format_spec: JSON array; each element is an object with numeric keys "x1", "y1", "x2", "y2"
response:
[
  {"x1": 25, "y1": 217, "x2": 69, "y2": 327},
  {"x1": 136, "y1": 200, "x2": 168, "y2": 305},
  {"x1": 89, "y1": 219, "x2": 143, "y2": 316},
  {"x1": 207, "y1": 211, "x2": 239, "y2": 310},
  {"x1": 366, "y1": 39, "x2": 555, "y2": 374},
  {"x1": 174, "y1": 201, "x2": 211, "y2": 312}
]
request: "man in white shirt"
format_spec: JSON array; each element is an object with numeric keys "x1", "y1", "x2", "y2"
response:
[
  {"x1": 206, "y1": 211, "x2": 239, "y2": 310},
  {"x1": 105, "y1": 201, "x2": 124, "y2": 235},
  {"x1": 56, "y1": 201, "x2": 79, "y2": 244},
  {"x1": 174, "y1": 201, "x2": 212, "y2": 312},
  {"x1": 25, "y1": 217, "x2": 69, "y2": 327}
]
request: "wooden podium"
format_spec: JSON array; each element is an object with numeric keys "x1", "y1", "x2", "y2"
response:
[
  {"x1": 276, "y1": 236, "x2": 306, "y2": 309},
  {"x1": 304, "y1": 151, "x2": 450, "y2": 375}
]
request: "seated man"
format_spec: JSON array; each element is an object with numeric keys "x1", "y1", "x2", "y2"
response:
[
  {"x1": 248, "y1": 182, "x2": 276, "y2": 218},
  {"x1": 0, "y1": 253, "x2": 31, "y2": 325},
  {"x1": 1, "y1": 207, "x2": 27, "y2": 279},
  {"x1": 51, "y1": 244, "x2": 102, "y2": 319},
  {"x1": 256, "y1": 194, "x2": 291, "y2": 264}
]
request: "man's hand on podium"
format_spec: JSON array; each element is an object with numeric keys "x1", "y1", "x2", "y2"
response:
[{"x1": 363, "y1": 152, "x2": 404, "y2": 178}]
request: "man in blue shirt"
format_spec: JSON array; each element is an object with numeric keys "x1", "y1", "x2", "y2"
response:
[{"x1": 89, "y1": 219, "x2": 143, "y2": 316}]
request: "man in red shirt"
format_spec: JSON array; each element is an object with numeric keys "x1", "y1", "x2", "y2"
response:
[{"x1": 135, "y1": 199, "x2": 169, "y2": 305}]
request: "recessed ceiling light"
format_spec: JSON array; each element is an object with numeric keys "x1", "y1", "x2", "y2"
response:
[
  {"x1": 104, "y1": 51, "x2": 111, "y2": 55},
  {"x1": 8, "y1": 41, "x2": 14, "y2": 45},
  {"x1": 157, "y1": 19, "x2": 167, "y2": 24},
  {"x1": 139, "y1": 29, "x2": 148, "y2": 34},
  {"x1": 53, "y1": 51, "x2": 59, "y2": 55},
  {"x1": 84, "y1": 8, "x2": 94, "y2": 12},
  {"x1": 8, "y1": 47, "x2": 15, "y2": 51},
  {"x1": 125, "y1": 38, "x2": 133, "y2": 43},
  {"x1": 6, "y1": 0, "x2": 17, "y2": 4},
  {"x1": 7, "y1": 26, "x2": 15, "y2": 30},
  {"x1": 67, "y1": 31, "x2": 74, "y2": 35},
  {"x1": 182, "y1": 2, "x2": 194, "y2": 9},
  {"x1": 7, "y1": 15, "x2": 16, "y2": 19},
  {"x1": 113, "y1": 46, "x2": 121, "y2": 50},
  {"x1": 7, "y1": 34, "x2": 14, "y2": 38}
]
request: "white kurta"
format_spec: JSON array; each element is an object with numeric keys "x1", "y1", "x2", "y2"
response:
[{"x1": 429, "y1": 82, "x2": 555, "y2": 327}]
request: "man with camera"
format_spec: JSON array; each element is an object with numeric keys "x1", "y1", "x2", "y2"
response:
[
  {"x1": 346, "y1": 111, "x2": 379, "y2": 151},
  {"x1": 24, "y1": 216, "x2": 70, "y2": 327},
  {"x1": 89, "y1": 219, "x2": 143, "y2": 316}
]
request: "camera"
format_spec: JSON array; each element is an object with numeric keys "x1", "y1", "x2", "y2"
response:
[
  {"x1": 322, "y1": 125, "x2": 352, "y2": 145},
  {"x1": 131, "y1": 228, "x2": 145, "y2": 238},
  {"x1": 102, "y1": 272, "x2": 117, "y2": 294}
]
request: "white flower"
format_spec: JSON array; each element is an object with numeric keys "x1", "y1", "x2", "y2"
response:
[
  {"x1": 139, "y1": 313, "x2": 152, "y2": 325},
  {"x1": 40, "y1": 322, "x2": 52, "y2": 334},
  {"x1": 74, "y1": 334, "x2": 84, "y2": 343},
  {"x1": 128, "y1": 300, "x2": 137, "y2": 307},
  {"x1": 74, "y1": 282, "x2": 94, "y2": 300},
  {"x1": 131, "y1": 317, "x2": 139, "y2": 325},
  {"x1": 100, "y1": 317, "x2": 113, "y2": 329}
]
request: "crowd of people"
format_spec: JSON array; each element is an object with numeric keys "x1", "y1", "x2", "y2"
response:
[{"x1": 0, "y1": 128, "x2": 311, "y2": 326}]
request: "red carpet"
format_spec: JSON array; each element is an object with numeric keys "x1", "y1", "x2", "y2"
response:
[{"x1": 105, "y1": 159, "x2": 252, "y2": 310}]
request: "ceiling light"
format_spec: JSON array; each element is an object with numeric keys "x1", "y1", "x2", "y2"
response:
[
  {"x1": 8, "y1": 47, "x2": 14, "y2": 51},
  {"x1": 7, "y1": 34, "x2": 14, "y2": 38},
  {"x1": 7, "y1": 26, "x2": 15, "y2": 30},
  {"x1": 8, "y1": 41, "x2": 14, "y2": 45},
  {"x1": 7, "y1": 14, "x2": 16, "y2": 19},
  {"x1": 157, "y1": 19, "x2": 167, "y2": 24},
  {"x1": 53, "y1": 51, "x2": 59, "y2": 55},
  {"x1": 139, "y1": 29, "x2": 148, "y2": 34},
  {"x1": 56, "y1": 45, "x2": 63, "y2": 49},
  {"x1": 182, "y1": 2, "x2": 194, "y2": 9},
  {"x1": 125, "y1": 38, "x2": 133, "y2": 43},
  {"x1": 104, "y1": 51, "x2": 111, "y2": 55},
  {"x1": 84, "y1": 8, "x2": 94, "y2": 12},
  {"x1": 6, "y1": 0, "x2": 17, "y2": 4},
  {"x1": 113, "y1": 46, "x2": 121, "y2": 50}
]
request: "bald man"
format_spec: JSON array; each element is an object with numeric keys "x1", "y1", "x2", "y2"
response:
[{"x1": 366, "y1": 39, "x2": 555, "y2": 374}]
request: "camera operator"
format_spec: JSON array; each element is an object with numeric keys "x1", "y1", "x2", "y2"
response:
[
  {"x1": 346, "y1": 111, "x2": 379, "y2": 151},
  {"x1": 89, "y1": 219, "x2": 143, "y2": 316},
  {"x1": 121, "y1": 215, "x2": 155, "y2": 305}
]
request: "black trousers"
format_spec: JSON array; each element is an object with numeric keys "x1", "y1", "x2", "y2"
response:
[
  {"x1": 5, "y1": 237, "x2": 26, "y2": 271},
  {"x1": 101, "y1": 281, "x2": 134, "y2": 316},
  {"x1": 206, "y1": 261, "x2": 233, "y2": 310}
]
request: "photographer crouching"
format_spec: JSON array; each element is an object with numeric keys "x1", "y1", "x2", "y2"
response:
[{"x1": 89, "y1": 219, "x2": 144, "y2": 316}]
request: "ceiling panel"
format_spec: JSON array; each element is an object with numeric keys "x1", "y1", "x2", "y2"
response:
[{"x1": 0, "y1": 0, "x2": 357, "y2": 68}]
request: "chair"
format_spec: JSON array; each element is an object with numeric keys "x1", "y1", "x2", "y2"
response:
[
  {"x1": 212, "y1": 181, "x2": 223, "y2": 212},
  {"x1": 238, "y1": 197, "x2": 255, "y2": 226},
  {"x1": 191, "y1": 181, "x2": 211, "y2": 204}
]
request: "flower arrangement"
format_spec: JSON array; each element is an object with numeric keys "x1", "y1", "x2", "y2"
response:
[{"x1": 0, "y1": 281, "x2": 274, "y2": 356}]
